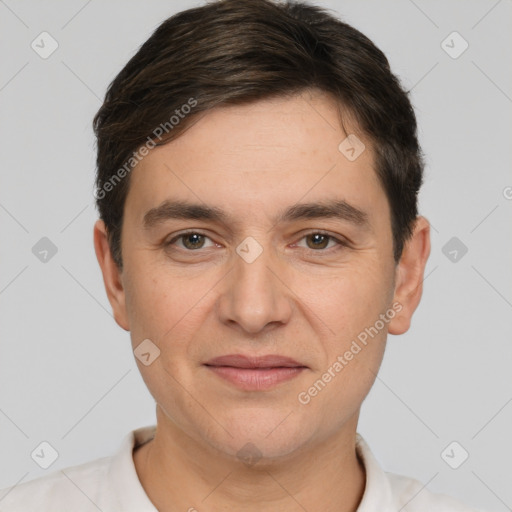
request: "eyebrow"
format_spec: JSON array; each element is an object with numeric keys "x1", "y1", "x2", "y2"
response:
[
  {"x1": 143, "y1": 199, "x2": 370, "y2": 230},
  {"x1": 277, "y1": 200, "x2": 369, "y2": 227}
]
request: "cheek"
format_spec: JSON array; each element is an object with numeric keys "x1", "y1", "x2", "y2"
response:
[
  {"x1": 123, "y1": 261, "x2": 183, "y2": 346},
  {"x1": 124, "y1": 261, "x2": 221, "y2": 375},
  {"x1": 296, "y1": 268, "x2": 390, "y2": 429},
  {"x1": 124, "y1": 267, "x2": 204, "y2": 409},
  {"x1": 297, "y1": 259, "x2": 392, "y2": 343}
]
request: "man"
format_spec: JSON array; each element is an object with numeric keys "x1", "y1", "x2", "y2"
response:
[{"x1": 0, "y1": 0, "x2": 481, "y2": 510}]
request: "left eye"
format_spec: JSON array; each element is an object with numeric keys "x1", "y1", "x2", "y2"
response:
[{"x1": 294, "y1": 232, "x2": 343, "y2": 251}]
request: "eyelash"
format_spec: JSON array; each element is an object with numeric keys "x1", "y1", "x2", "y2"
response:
[{"x1": 165, "y1": 230, "x2": 348, "y2": 253}]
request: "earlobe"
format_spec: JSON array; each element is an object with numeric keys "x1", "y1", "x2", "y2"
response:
[
  {"x1": 388, "y1": 216, "x2": 431, "y2": 336},
  {"x1": 93, "y1": 219, "x2": 130, "y2": 331}
]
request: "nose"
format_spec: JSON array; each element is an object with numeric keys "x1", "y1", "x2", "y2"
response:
[{"x1": 216, "y1": 241, "x2": 293, "y2": 335}]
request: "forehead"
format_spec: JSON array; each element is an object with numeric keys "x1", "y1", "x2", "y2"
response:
[{"x1": 125, "y1": 91, "x2": 388, "y2": 230}]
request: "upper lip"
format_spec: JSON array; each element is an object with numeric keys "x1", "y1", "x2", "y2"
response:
[{"x1": 204, "y1": 354, "x2": 306, "y2": 369}]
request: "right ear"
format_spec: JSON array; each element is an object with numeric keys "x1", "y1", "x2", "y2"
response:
[{"x1": 93, "y1": 219, "x2": 130, "y2": 331}]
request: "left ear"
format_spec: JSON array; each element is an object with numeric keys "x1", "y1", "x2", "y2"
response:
[{"x1": 388, "y1": 216, "x2": 431, "y2": 335}]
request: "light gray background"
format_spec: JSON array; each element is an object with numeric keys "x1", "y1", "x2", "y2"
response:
[{"x1": 1, "y1": 1, "x2": 511, "y2": 510}]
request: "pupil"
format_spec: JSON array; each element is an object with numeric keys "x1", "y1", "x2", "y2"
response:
[
  {"x1": 185, "y1": 234, "x2": 203, "y2": 249},
  {"x1": 309, "y1": 234, "x2": 328, "y2": 249}
]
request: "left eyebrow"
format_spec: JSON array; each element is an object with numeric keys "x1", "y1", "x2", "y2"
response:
[{"x1": 275, "y1": 199, "x2": 371, "y2": 230}]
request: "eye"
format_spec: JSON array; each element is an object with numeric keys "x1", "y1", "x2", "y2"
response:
[
  {"x1": 165, "y1": 230, "x2": 347, "y2": 253},
  {"x1": 166, "y1": 231, "x2": 216, "y2": 250},
  {"x1": 294, "y1": 231, "x2": 346, "y2": 251}
]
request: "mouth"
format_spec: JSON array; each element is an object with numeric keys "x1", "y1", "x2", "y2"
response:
[{"x1": 204, "y1": 354, "x2": 307, "y2": 391}]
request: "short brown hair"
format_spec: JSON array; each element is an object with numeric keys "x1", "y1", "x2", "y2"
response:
[{"x1": 93, "y1": 0, "x2": 423, "y2": 268}]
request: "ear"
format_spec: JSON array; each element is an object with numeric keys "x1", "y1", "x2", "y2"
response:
[
  {"x1": 388, "y1": 216, "x2": 431, "y2": 335},
  {"x1": 93, "y1": 219, "x2": 130, "y2": 331}
]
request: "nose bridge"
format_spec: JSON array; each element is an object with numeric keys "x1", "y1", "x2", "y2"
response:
[{"x1": 217, "y1": 236, "x2": 291, "y2": 333}]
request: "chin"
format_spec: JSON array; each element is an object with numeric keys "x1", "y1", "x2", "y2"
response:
[{"x1": 203, "y1": 408, "x2": 315, "y2": 464}]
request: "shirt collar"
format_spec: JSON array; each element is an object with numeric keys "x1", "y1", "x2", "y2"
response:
[
  {"x1": 106, "y1": 424, "x2": 158, "y2": 511},
  {"x1": 354, "y1": 433, "x2": 395, "y2": 510},
  {"x1": 106, "y1": 426, "x2": 394, "y2": 511}
]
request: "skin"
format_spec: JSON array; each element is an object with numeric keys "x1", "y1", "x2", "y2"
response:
[{"x1": 94, "y1": 89, "x2": 430, "y2": 512}]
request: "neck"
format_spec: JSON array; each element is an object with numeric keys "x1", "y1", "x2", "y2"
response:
[{"x1": 134, "y1": 408, "x2": 366, "y2": 512}]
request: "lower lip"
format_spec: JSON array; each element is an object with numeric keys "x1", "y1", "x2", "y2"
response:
[{"x1": 205, "y1": 366, "x2": 305, "y2": 391}]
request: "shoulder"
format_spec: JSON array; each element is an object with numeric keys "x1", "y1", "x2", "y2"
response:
[
  {"x1": 387, "y1": 471, "x2": 483, "y2": 512},
  {"x1": 0, "y1": 427, "x2": 156, "y2": 512},
  {"x1": 0, "y1": 456, "x2": 111, "y2": 512},
  {"x1": 355, "y1": 434, "x2": 484, "y2": 512}
]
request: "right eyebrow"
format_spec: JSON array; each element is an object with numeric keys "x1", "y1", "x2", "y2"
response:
[{"x1": 143, "y1": 200, "x2": 228, "y2": 229}]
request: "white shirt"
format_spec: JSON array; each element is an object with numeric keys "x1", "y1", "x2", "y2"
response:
[{"x1": 0, "y1": 425, "x2": 480, "y2": 511}]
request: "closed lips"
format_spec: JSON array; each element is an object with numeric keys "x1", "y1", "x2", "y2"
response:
[{"x1": 204, "y1": 354, "x2": 307, "y2": 369}]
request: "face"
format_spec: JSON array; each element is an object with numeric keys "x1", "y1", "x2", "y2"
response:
[{"x1": 95, "y1": 89, "x2": 430, "y2": 462}]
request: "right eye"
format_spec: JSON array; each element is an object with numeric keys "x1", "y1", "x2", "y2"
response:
[{"x1": 165, "y1": 231, "x2": 218, "y2": 251}]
